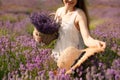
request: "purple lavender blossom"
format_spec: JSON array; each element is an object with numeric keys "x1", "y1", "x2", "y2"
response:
[
  {"x1": 49, "y1": 71, "x2": 55, "y2": 80},
  {"x1": 30, "y1": 12, "x2": 60, "y2": 34}
]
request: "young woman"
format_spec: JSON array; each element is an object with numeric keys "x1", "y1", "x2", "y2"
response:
[{"x1": 51, "y1": 0, "x2": 106, "y2": 61}]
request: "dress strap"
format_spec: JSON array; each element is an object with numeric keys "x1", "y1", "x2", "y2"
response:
[
  {"x1": 57, "y1": 8, "x2": 63, "y2": 16},
  {"x1": 70, "y1": 9, "x2": 79, "y2": 31},
  {"x1": 56, "y1": 8, "x2": 63, "y2": 23},
  {"x1": 71, "y1": 9, "x2": 77, "y2": 23}
]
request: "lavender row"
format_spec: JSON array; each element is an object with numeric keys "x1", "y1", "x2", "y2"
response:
[
  {"x1": 0, "y1": 21, "x2": 120, "y2": 80},
  {"x1": 0, "y1": 17, "x2": 34, "y2": 36},
  {"x1": 0, "y1": 35, "x2": 119, "y2": 80}
]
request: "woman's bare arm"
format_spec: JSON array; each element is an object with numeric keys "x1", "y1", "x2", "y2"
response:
[{"x1": 76, "y1": 9, "x2": 106, "y2": 48}]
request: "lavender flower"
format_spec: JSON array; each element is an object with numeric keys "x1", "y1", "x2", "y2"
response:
[
  {"x1": 49, "y1": 71, "x2": 55, "y2": 80},
  {"x1": 30, "y1": 11, "x2": 60, "y2": 34}
]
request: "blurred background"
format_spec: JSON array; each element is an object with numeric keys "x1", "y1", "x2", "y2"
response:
[{"x1": 0, "y1": 0, "x2": 120, "y2": 30}]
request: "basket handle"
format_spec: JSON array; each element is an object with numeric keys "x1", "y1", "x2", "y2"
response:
[{"x1": 49, "y1": 12, "x2": 55, "y2": 18}]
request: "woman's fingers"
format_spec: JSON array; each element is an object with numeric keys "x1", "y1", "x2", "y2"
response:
[
  {"x1": 99, "y1": 41, "x2": 106, "y2": 49},
  {"x1": 94, "y1": 40, "x2": 106, "y2": 52},
  {"x1": 96, "y1": 40, "x2": 106, "y2": 48}
]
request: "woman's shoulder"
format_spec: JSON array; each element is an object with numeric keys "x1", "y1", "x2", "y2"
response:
[
  {"x1": 55, "y1": 7, "x2": 64, "y2": 16},
  {"x1": 56, "y1": 7, "x2": 64, "y2": 13},
  {"x1": 76, "y1": 8, "x2": 85, "y2": 15},
  {"x1": 75, "y1": 8, "x2": 86, "y2": 18}
]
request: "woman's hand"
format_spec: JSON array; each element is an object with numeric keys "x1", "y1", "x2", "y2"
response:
[
  {"x1": 92, "y1": 40, "x2": 106, "y2": 53},
  {"x1": 84, "y1": 36, "x2": 106, "y2": 51},
  {"x1": 95, "y1": 40, "x2": 106, "y2": 49}
]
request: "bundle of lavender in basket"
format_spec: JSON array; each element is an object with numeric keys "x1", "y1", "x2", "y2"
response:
[
  {"x1": 30, "y1": 12, "x2": 60, "y2": 45},
  {"x1": 30, "y1": 12, "x2": 59, "y2": 34}
]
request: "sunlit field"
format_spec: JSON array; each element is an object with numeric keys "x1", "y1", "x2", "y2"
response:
[{"x1": 0, "y1": 0, "x2": 120, "y2": 80}]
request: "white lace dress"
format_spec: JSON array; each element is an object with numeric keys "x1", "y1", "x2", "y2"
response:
[{"x1": 52, "y1": 7, "x2": 85, "y2": 61}]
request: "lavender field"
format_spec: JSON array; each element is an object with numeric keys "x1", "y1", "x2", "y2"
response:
[{"x1": 0, "y1": 0, "x2": 120, "y2": 80}]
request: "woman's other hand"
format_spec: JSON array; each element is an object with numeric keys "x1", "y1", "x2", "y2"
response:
[{"x1": 95, "y1": 40, "x2": 106, "y2": 51}]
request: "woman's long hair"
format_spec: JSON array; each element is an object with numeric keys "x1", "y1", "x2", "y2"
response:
[{"x1": 61, "y1": 0, "x2": 90, "y2": 30}]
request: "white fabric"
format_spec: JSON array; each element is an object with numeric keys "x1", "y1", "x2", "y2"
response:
[{"x1": 52, "y1": 8, "x2": 85, "y2": 61}]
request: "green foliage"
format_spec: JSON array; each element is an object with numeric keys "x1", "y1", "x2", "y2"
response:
[
  {"x1": 116, "y1": 39, "x2": 120, "y2": 45},
  {"x1": 39, "y1": 39, "x2": 57, "y2": 49},
  {"x1": 0, "y1": 14, "x2": 18, "y2": 23},
  {"x1": 97, "y1": 47, "x2": 119, "y2": 67},
  {"x1": 89, "y1": 17, "x2": 105, "y2": 30},
  {"x1": 0, "y1": 39, "x2": 27, "y2": 79},
  {"x1": 26, "y1": 23, "x2": 34, "y2": 35},
  {"x1": 0, "y1": 28, "x2": 8, "y2": 36}
]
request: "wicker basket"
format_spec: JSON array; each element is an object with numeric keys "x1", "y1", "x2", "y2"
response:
[
  {"x1": 33, "y1": 27, "x2": 58, "y2": 45},
  {"x1": 39, "y1": 31, "x2": 58, "y2": 45}
]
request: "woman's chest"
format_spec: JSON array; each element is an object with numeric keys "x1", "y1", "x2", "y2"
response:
[{"x1": 61, "y1": 13, "x2": 74, "y2": 22}]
